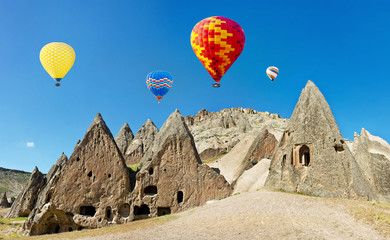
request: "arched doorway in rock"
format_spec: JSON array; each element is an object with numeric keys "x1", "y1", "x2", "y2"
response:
[
  {"x1": 177, "y1": 191, "x2": 183, "y2": 204},
  {"x1": 299, "y1": 145, "x2": 310, "y2": 166}
]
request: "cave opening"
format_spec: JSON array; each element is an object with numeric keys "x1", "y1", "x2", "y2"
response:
[
  {"x1": 80, "y1": 206, "x2": 96, "y2": 217},
  {"x1": 157, "y1": 207, "x2": 171, "y2": 216},
  {"x1": 144, "y1": 186, "x2": 158, "y2": 195},
  {"x1": 177, "y1": 191, "x2": 183, "y2": 204}
]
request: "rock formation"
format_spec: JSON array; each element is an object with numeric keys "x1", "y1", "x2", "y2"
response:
[
  {"x1": 114, "y1": 123, "x2": 134, "y2": 154},
  {"x1": 0, "y1": 192, "x2": 10, "y2": 208},
  {"x1": 34, "y1": 153, "x2": 68, "y2": 210},
  {"x1": 23, "y1": 113, "x2": 131, "y2": 236},
  {"x1": 10, "y1": 197, "x2": 15, "y2": 206},
  {"x1": 352, "y1": 129, "x2": 390, "y2": 202},
  {"x1": 184, "y1": 108, "x2": 287, "y2": 161},
  {"x1": 265, "y1": 81, "x2": 373, "y2": 200},
  {"x1": 7, "y1": 167, "x2": 45, "y2": 218},
  {"x1": 124, "y1": 119, "x2": 158, "y2": 165},
  {"x1": 244, "y1": 130, "x2": 279, "y2": 170},
  {"x1": 233, "y1": 158, "x2": 271, "y2": 194},
  {"x1": 131, "y1": 110, "x2": 231, "y2": 219},
  {"x1": 6, "y1": 154, "x2": 67, "y2": 218},
  {"x1": 208, "y1": 129, "x2": 278, "y2": 185},
  {"x1": 14, "y1": 81, "x2": 390, "y2": 236}
]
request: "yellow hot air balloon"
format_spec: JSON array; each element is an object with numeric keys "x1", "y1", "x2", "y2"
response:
[{"x1": 40, "y1": 42, "x2": 75, "y2": 86}]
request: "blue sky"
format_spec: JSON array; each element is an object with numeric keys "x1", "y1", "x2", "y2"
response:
[{"x1": 0, "y1": 0, "x2": 389, "y2": 173}]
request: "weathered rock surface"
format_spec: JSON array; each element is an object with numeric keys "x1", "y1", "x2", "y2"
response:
[
  {"x1": 34, "y1": 153, "x2": 68, "y2": 210},
  {"x1": 184, "y1": 108, "x2": 287, "y2": 161},
  {"x1": 6, "y1": 167, "x2": 45, "y2": 218},
  {"x1": 352, "y1": 129, "x2": 390, "y2": 202},
  {"x1": 233, "y1": 158, "x2": 271, "y2": 194},
  {"x1": 114, "y1": 123, "x2": 134, "y2": 154},
  {"x1": 23, "y1": 113, "x2": 131, "y2": 236},
  {"x1": 208, "y1": 129, "x2": 278, "y2": 186},
  {"x1": 9, "y1": 197, "x2": 15, "y2": 206},
  {"x1": 265, "y1": 81, "x2": 373, "y2": 201},
  {"x1": 0, "y1": 192, "x2": 10, "y2": 208},
  {"x1": 124, "y1": 119, "x2": 158, "y2": 165},
  {"x1": 131, "y1": 110, "x2": 231, "y2": 219}
]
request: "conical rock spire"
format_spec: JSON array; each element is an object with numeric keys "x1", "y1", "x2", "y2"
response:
[{"x1": 265, "y1": 81, "x2": 373, "y2": 201}]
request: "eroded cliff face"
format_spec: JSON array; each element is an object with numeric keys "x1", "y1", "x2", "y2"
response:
[
  {"x1": 351, "y1": 129, "x2": 390, "y2": 202},
  {"x1": 265, "y1": 81, "x2": 373, "y2": 201},
  {"x1": 208, "y1": 129, "x2": 278, "y2": 186},
  {"x1": 184, "y1": 108, "x2": 287, "y2": 161},
  {"x1": 23, "y1": 114, "x2": 132, "y2": 236},
  {"x1": 131, "y1": 110, "x2": 232, "y2": 219}
]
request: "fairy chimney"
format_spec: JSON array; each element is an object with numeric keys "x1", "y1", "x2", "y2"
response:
[
  {"x1": 115, "y1": 123, "x2": 134, "y2": 154},
  {"x1": 0, "y1": 192, "x2": 10, "y2": 208},
  {"x1": 6, "y1": 167, "x2": 45, "y2": 217},
  {"x1": 265, "y1": 81, "x2": 373, "y2": 200},
  {"x1": 131, "y1": 110, "x2": 231, "y2": 220},
  {"x1": 124, "y1": 119, "x2": 158, "y2": 165},
  {"x1": 23, "y1": 113, "x2": 132, "y2": 236}
]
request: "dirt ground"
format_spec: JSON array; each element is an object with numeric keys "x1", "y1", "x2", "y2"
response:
[{"x1": 75, "y1": 190, "x2": 387, "y2": 240}]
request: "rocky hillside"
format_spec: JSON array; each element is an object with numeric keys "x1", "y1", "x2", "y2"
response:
[
  {"x1": 184, "y1": 108, "x2": 288, "y2": 161},
  {"x1": 0, "y1": 107, "x2": 287, "y2": 203},
  {"x1": 0, "y1": 167, "x2": 30, "y2": 198},
  {"x1": 3, "y1": 81, "x2": 390, "y2": 237}
]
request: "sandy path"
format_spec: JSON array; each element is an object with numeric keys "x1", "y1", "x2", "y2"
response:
[{"x1": 79, "y1": 190, "x2": 385, "y2": 240}]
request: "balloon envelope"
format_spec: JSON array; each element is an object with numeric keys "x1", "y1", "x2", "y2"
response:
[
  {"x1": 266, "y1": 66, "x2": 279, "y2": 82},
  {"x1": 146, "y1": 71, "x2": 173, "y2": 103},
  {"x1": 191, "y1": 16, "x2": 245, "y2": 86},
  {"x1": 40, "y1": 42, "x2": 75, "y2": 86}
]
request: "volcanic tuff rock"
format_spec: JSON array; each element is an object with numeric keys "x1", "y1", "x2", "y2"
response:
[
  {"x1": 0, "y1": 192, "x2": 10, "y2": 208},
  {"x1": 6, "y1": 154, "x2": 68, "y2": 218},
  {"x1": 131, "y1": 110, "x2": 231, "y2": 219},
  {"x1": 265, "y1": 81, "x2": 373, "y2": 200},
  {"x1": 34, "y1": 153, "x2": 68, "y2": 211},
  {"x1": 124, "y1": 118, "x2": 158, "y2": 165},
  {"x1": 184, "y1": 108, "x2": 287, "y2": 161},
  {"x1": 208, "y1": 129, "x2": 278, "y2": 185},
  {"x1": 10, "y1": 197, "x2": 15, "y2": 206},
  {"x1": 23, "y1": 113, "x2": 131, "y2": 236},
  {"x1": 352, "y1": 129, "x2": 390, "y2": 202},
  {"x1": 233, "y1": 158, "x2": 271, "y2": 194},
  {"x1": 114, "y1": 123, "x2": 134, "y2": 154},
  {"x1": 6, "y1": 167, "x2": 45, "y2": 218}
]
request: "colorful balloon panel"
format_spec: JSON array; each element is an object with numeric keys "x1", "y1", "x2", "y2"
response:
[
  {"x1": 266, "y1": 66, "x2": 279, "y2": 82},
  {"x1": 40, "y1": 42, "x2": 75, "y2": 85},
  {"x1": 146, "y1": 71, "x2": 173, "y2": 103},
  {"x1": 191, "y1": 16, "x2": 245, "y2": 84}
]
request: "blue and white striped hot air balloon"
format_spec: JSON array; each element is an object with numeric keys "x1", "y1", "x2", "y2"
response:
[{"x1": 146, "y1": 71, "x2": 173, "y2": 103}]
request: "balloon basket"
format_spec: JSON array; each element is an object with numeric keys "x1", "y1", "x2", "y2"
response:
[
  {"x1": 55, "y1": 83, "x2": 61, "y2": 87},
  {"x1": 212, "y1": 83, "x2": 220, "y2": 88}
]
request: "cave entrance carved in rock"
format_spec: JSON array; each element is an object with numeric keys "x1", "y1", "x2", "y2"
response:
[
  {"x1": 157, "y1": 207, "x2": 171, "y2": 216},
  {"x1": 292, "y1": 144, "x2": 313, "y2": 167},
  {"x1": 134, "y1": 204, "x2": 150, "y2": 220}
]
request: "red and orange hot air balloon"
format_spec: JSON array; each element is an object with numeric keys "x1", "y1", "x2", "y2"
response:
[{"x1": 191, "y1": 16, "x2": 245, "y2": 87}]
